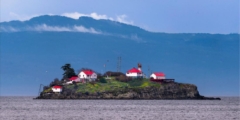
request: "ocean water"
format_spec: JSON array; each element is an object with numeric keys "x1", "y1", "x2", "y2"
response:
[{"x1": 0, "y1": 97, "x2": 239, "y2": 120}]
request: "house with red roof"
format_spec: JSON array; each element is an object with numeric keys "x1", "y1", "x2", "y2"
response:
[
  {"x1": 150, "y1": 72, "x2": 166, "y2": 80},
  {"x1": 66, "y1": 76, "x2": 81, "y2": 84},
  {"x1": 78, "y1": 70, "x2": 97, "y2": 82},
  {"x1": 52, "y1": 85, "x2": 63, "y2": 92},
  {"x1": 70, "y1": 76, "x2": 81, "y2": 82},
  {"x1": 126, "y1": 67, "x2": 143, "y2": 78}
]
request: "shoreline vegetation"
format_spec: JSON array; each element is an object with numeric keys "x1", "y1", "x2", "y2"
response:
[{"x1": 36, "y1": 64, "x2": 220, "y2": 100}]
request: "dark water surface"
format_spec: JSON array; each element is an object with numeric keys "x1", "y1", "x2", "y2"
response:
[{"x1": 0, "y1": 97, "x2": 239, "y2": 120}]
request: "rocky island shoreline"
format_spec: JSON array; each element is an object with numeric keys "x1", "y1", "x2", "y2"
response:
[{"x1": 36, "y1": 82, "x2": 220, "y2": 100}]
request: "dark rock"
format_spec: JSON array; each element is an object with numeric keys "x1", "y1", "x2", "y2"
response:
[{"x1": 36, "y1": 82, "x2": 220, "y2": 100}]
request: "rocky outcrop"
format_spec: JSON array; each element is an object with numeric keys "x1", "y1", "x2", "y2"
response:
[{"x1": 36, "y1": 83, "x2": 220, "y2": 100}]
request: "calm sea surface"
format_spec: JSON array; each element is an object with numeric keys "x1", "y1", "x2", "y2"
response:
[{"x1": 0, "y1": 97, "x2": 239, "y2": 120}]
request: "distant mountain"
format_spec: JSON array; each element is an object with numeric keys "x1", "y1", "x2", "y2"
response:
[
  {"x1": 0, "y1": 15, "x2": 149, "y2": 36},
  {"x1": 0, "y1": 15, "x2": 239, "y2": 96}
]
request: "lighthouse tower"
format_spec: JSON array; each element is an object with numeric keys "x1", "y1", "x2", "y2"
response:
[{"x1": 138, "y1": 63, "x2": 142, "y2": 72}]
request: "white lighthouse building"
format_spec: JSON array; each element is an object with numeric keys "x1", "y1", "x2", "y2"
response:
[{"x1": 126, "y1": 63, "x2": 143, "y2": 78}]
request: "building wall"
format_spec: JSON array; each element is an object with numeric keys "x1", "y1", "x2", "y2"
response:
[
  {"x1": 73, "y1": 78, "x2": 81, "y2": 82},
  {"x1": 90, "y1": 73, "x2": 97, "y2": 79},
  {"x1": 78, "y1": 72, "x2": 97, "y2": 81},
  {"x1": 150, "y1": 74, "x2": 156, "y2": 79},
  {"x1": 126, "y1": 73, "x2": 143, "y2": 77},
  {"x1": 150, "y1": 74, "x2": 165, "y2": 79},
  {"x1": 52, "y1": 88, "x2": 62, "y2": 92},
  {"x1": 157, "y1": 76, "x2": 165, "y2": 79},
  {"x1": 78, "y1": 72, "x2": 87, "y2": 79}
]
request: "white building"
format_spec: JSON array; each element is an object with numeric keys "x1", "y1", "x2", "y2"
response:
[
  {"x1": 78, "y1": 70, "x2": 97, "y2": 82},
  {"x1": 52, "y1": 85, "x2": 63, "y2": 92},
  {"x1": 126, "y1": 67, "x2": 143, "y2": 78},
  {"x1": 150, "y1": 72, "x2": 166, "y2": 80}
]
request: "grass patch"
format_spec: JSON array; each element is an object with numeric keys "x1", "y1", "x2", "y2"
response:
[
  {"x1": 43, "y1": 88, "x2": 52, "y2": 93},
  {"x1": 63, "y1": 78, "x2": 161, "y2": 94},
  {"x1": 128, "y1": 79, "x2": 161, "y2": 88}
]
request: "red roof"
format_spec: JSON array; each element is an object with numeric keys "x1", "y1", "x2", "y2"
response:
[
  {"x1": 153, "y1": 72, "x2": 165, "y2": 77},
  {"x1": 69, "y1": 76, "x2": 78, "y2": 81},
  {"x1": 53, "y1": 85, "x2": 62, "y2": 89},
  {"x1": 82, "y1": 70, "x2": 94, "y2": 75},
  {"x1": 127, "y1": 67, "x2": 142, "y2": 73}
]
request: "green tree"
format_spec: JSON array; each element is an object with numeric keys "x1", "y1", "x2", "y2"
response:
[
  {"x1": 50, "y1": 78, "x2": 62, "y2": 86},
  {"x1": 61, "y1": 63, "x2": 76, "y2": 79},
  {"x1": 99, "y1": 77, "x2": 107, "y2": 83}
]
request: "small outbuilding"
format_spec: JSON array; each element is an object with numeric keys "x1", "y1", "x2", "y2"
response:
[
  {"x1": 52, "y1": 85, "x2": 63, "y2": 92},
  {"x1": 66, "y1": 76, "x2": 81, "y2": 84},
  {"x1": 150, "y1": 72, "x2": 165, "y2": 80},
  {"x1": 69, "y1": 76, "x2": 81, "y2": 82}
]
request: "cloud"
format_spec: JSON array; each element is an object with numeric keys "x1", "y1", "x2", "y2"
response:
[
  {"x1": 0, "y1": 26, "x2": 19, "y2": 32},
  {"x1": 130, "y1": 34, "x2": 141, "y2": 41},
  {"x1": 61, "y1": 12, "x2": 133, "y2": 25},
  {"x1": 1, "y1": 24, "x2": 101, "y2": 34},
  {"x1": 90, "y1": 13, "x2": 114, "y2": 20},
  {"x1": 31, "y1": 24, "x2": 102, "y2": 34},
  {"x1": 116, "y1": 15, "x2": 134, "y2": 25},
  {"x1": 114, "y1": 34, "x2": 145, "y2": 43},
  {"x1": 73, "y1": 25, "x2": 101, "y2": 34},
  {"x1": 128, "y1": 34, "x2": 145, "y2": 42},
  {"x1": 61, "y1": 12, "x2": 113, "y2": 20},
  {"x1": 61, "y1": 12, "x2": 88, "y2": 19},
  {"x1": 1, "y1": 24, "x2": 145, "y2": 43},
  {"x1": 33, "y1": 24, "x2": 72, "y2": 32}
]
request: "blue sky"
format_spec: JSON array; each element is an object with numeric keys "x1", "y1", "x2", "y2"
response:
[{"x1": 0, "y1": 0, "x2": 239, "y2": 33}]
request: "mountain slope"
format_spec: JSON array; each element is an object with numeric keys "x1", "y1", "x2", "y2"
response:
[{"x1": 1, "y1": 15, "x2": 148, "y2": 36}]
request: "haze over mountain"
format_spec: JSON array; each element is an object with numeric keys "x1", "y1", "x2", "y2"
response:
[{"x1": 0, "y1": 15, "x2": 239, "y2": 96}]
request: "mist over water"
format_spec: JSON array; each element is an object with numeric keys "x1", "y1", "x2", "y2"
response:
[{"x1": 0, "y1": 97, "x2": 239, "y2": 120}]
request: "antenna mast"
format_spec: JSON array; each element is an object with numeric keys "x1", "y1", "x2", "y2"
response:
[
  {"x1": 148, "y1": 66, "x2": 150, "y2": 78},
  {"x1": 117, "y1": 57, "x2": 121, "y2": 72}
]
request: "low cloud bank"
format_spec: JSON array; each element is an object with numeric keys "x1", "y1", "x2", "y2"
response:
[
  {"x1": 61, "y1": 12, "x2": 133, "y2": 25},
  {"x1": 1, "y1": 24, "x2": 101, "y2": 34},
  {"x1": 1, "y1": 26, "x2": 19, "y2": 32},
  {"x1": 1, "y1": 23, "x2": 144, "y2": 42}
]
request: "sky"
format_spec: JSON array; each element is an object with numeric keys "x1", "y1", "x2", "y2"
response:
[{"x1": 0, "y1": 0, "x2": 239, "y2": 34}]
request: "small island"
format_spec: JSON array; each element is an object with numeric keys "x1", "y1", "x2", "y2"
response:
[{"x1": 36, "y1": 63, "x2": 220, "y2": 100}]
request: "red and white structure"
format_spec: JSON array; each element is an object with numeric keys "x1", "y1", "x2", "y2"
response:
[
  {"x1": 126, "y1": 67, "x2": 143, "y2": 78},
  {"x1": 78, "y1": 70, "x2": 97, "y2": 81},
  {"x1": 150, "y1": 72, "x2": 166, "y2": 80},
  {"x1": 52, "y1": 85, "x2": 63, "y2": 92},
  {"x1": 70, "y1": 76, "x2": 81, "y2": 82},
  {"x1": 66, "y1": 76, "x2": 81, "y2": 84}
]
